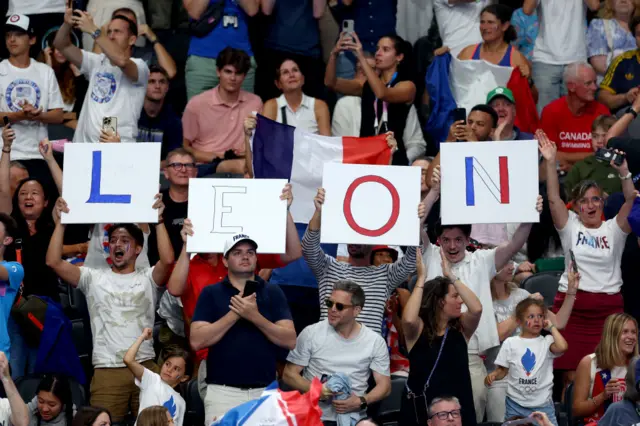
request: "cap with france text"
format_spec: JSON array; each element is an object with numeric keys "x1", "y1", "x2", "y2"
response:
[
  {"x1": 5, "y1": 15, "x2": 34, "y2": 36},
  {"x1": 223, "y1": 233, "x2": 258, "y2": 257}
]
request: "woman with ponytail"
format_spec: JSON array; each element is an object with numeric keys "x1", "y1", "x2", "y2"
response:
[
  {"x1": 325, "y1": 32, "x2": 417, "y2": 166},
  {"x1": 458, "y1": 4, "x2": 532, "y2": 78}
]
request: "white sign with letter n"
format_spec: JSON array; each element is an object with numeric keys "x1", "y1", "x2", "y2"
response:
[
  {"x1": 61, "y1": 143, "x2": 161, "y2": 224},
  {"x1": 440, "y1": 140, "x2": 539, "y2": 225},
  {"x1": 321, "y1": 163, "x2": 420, "y2": 246},
  {"x1": 187, "y1": 178, "x2": 288, "y2": 253}
]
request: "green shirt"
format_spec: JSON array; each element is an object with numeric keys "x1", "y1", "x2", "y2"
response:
[{"x1": 565, "y1": 155, "x2": 622, "y2": 199}]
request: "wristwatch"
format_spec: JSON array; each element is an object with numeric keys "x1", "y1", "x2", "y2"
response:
[
  {"x1": 626, "y1": 106, "x2": 639, "y2": 119},
  {"x1": 90, "y1": 28, "x2": 102, "y2": 40},
  {"x1": 359, "y1": 396, "x2": 368, "y2": 410}
]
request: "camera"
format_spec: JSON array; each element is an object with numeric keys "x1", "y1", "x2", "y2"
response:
[{"x1": 594, "y1": 148, "x2": 625, "y2": 166}]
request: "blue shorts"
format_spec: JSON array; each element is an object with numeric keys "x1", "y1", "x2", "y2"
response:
[{"x1": 505, "y1": 396, "x2": 558, "y2": 426}]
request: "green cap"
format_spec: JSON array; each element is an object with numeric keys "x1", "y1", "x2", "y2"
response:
[{"x1": 486, "y1": 86, "x2": 515, "y2": 104}]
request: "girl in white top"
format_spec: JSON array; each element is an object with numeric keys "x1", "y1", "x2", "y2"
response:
[
  {"x1": 538, "y1": 130, "x2": 635, "y2": 380},
  {"x1": 573, "y1": 313, "x2": 638, "y2": 424},
  {"x1": 262, "y1": 59, "x2": 330, "y2": 136}
]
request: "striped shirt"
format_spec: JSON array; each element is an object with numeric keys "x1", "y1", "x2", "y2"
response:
[{"x1": 302, "y1": 229, "x2": 416, "y2": 333}]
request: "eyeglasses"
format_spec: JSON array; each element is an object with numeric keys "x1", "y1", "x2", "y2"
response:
[
  {"x1": 168, "y1": 162, "x2": 196, "y2": 171},
  {"x1": 325, "y1": 299, "x2": 353, "y2": 311},
  {"x1": 577, "y1": 196, "x2": 603, "y2": 205},
  {"x1": 429, "y1": 409, "x2": 461, "y2": 420}
]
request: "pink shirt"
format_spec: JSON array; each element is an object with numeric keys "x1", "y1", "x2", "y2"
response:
[{"x1": 182, "y1": 86, "x2": 263, "y2": 154}]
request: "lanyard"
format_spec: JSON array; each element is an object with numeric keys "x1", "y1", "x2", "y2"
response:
[{"x1": 373, "y1": 72, "x2": 397, "y2": 134}]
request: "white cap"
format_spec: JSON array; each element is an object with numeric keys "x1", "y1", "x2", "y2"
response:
[
  {"x1": 223, "y1": 233, "x2": 258, "y2": 257},
  {"x1": 5, "y1": 15, "x2": 33, "y2": 35}
]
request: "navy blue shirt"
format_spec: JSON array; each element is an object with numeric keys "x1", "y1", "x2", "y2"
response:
[
  {"x1": 514, "y1": 126, "x2": 534, "y2": 141},
  {"x1": 137, "y1": 103, "x2": 183, "y2": 160},
  {"x1": 600, "y1": 49, "x2": 640, "y2": 113},
  {"x1": 192, "y1": 276, "x2": 293, "y2": 387},
  {"x1": 264, "y1": 0, "x2": 320, "y2": 57},
  {"x1": 330, "y1": 0, "x2": 397, "y2": 54}
]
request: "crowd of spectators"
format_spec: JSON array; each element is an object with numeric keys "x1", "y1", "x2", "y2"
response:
[{"x1": 1, "y1": 1, "x2": 640, "y2": 426}]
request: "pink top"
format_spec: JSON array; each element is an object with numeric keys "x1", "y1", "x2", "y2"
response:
[{"x1": 182, "y1": 86, "x2": 263, "y2": 154}]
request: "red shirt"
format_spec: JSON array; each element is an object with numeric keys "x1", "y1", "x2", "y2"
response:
[
  {"x1": 180, "y1": 253, "x2": 284, "y2": 362},
  {"x1": 540, "y1": 97, "x2": 610, "y2": 153}
]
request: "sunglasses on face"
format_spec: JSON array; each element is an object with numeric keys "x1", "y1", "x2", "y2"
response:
[{"x1": 325, "y1": 299, "x2": 353, "y2": 311}]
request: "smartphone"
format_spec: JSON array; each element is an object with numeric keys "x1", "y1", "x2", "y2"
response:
[
  {"x1": 501, "y1": 419, "x2": 536, "y2": 426},
  {"x1": 2, "y1": 116, "x2": 9, "y2": 128},
  {"x1": 243, "y1": 280, "x2": 258, "y2": 297},
  {"x1": 452, "y1": 107, "x2": 467, "y2": 124},
  {"x1": 569, "y1": 250, "x2": 578, "y2": 273},
  {"x1": 342, "y1": 19, "x2": 355, "y2": 35},
  {"x1": 102, "y1": 116, "x2": 117, "y2": 135}
]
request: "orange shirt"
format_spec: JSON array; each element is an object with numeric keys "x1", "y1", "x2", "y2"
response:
[{"x1": 180, "y1": 253, "x2": 284, "y2": 362}]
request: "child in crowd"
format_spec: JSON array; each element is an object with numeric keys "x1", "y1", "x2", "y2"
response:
[
  {"x1": 136, "y1": 406, "x2": 173, "y2": 426},
  {"x1": 485, "y1": 298, "x2": 568, "y2": 425},
  {"x1": 124, "y1": 329, "x2": 189, "y2": 426}
]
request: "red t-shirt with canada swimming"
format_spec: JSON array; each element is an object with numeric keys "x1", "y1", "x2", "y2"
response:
[
  {"x1": 540, "y1": 96, "x2": 610, "y2": 153},
  {"x1": 179, "y1": 253, "x2": 285, "y2": 362}
]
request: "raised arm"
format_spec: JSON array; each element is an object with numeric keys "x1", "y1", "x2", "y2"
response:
[
  {"x1": 548, "y1": 321, "x2": 569, "y2": 354},
  {"x1": 607, "y1": 96, "x2": 640, "y2": 140},
  {"x1": 280, "y1": 184, "x2": 303, "y2": 264},
  {"x1": 45, "y1": 198, "x2": 81, "y2": 286},
  {"x1": 402, "y1": 248, "x2": 426, "y2": 351},
  {"x1": 522, "y1": 0, "x2": 537, "y2": 15},
  {"x1": 584, "y1": 0, "x2": 600, "y2": 11},
  {"x1": 312, "y1": 0, "x2": 326, "y2": 18},
  {"x1": 260, "y1": 0, "x2": 276, "y2": 15},
  {"x1": 495, "y1": 196, "x2": 541, "y2": 270},
  {"x1": 421, "y1": 165, "x2": 442, "y2": 249},
  {"x1": 183, "y1": 0, "x2": 210, "y2": 19},
  {"x1": 610, "y1": 153, "x2": 637, "y2": 233},
  {"x1": 302, "y1": 188, "x2": 332, "y2": 277},
  {"x1": 550, "y1": 267, "x2": 578, "y2": 329},
  {"x1": 347, "y1": 32, "x2": 415, "y2": 104},
  {"x1": 74, "y1": 11, "x2": 142, "y2": 82},
  {"x1": 166, "y1": 220, "x2": 192, "y2": 297},
  {"x1": 0, "y1": 352, "x2": 28, "y2": 426},
  {"x1": 324, "y1": 35, "x2": 365, "y2": 97},
  {"x1": 139, "y1": 25, "x2": 177, "y2": 79},
  {"x1": 39, "y1": 139, "x2": 62, "y2": 194},
  {"x1": 53, "y1": 8, "x2": 84, "y2": 68},
  {"x1": 538, "y1": 129, "x2": 569, "y2": 229},
  {"x1": 151, "y1": 194, "x2": 174, "y2": 285},
  {"x1": 123, "y1": 328, "x2": 152, "y2": 381},
  {"x1": 441, "y1": 250, "x2": 482, "y2": 340},
  {"x1": 0, "y1": 127, "x2": 14, "y2": 215}
]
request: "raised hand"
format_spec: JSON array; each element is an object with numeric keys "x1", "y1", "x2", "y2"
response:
[
  {"x1": 314, "y1": 188, "x2": 325, "y2": 212},
  {"x1": 152, "y1": 193, "x2": 165, "y2": 222},
  {"x1": 431, "y1": 165, "x2": 441, "y2": 194},
  {"x1": 53, "y1": 197, "x2": 70, "y2": 224},
  {"x1": 141, "y1": 327, "x2": 153, "y2": 340},
  {"x1": 280, "y1": 183, "x2": 293, "y2": 209},
  {"x1": 39, "y1": 138, "x2": 54, "y2": 161},
  {"x1": 536, "y1": 129, "x2": 557, "y2": 161},
  {"x1": 180, "y1": 219, "x2": 194, "y2": 243}
]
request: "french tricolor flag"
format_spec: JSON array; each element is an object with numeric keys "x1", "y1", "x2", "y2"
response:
[{"x1": 251, "y1": 115, "x2": 391, "y2": 223}]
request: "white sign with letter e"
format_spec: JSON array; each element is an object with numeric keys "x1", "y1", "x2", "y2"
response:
[
  {"x1": 187, "y1": 178, "x2": 288, "y2": 253},
  {"x1": 321, "y1": 163, "x2": 420, "y2": 246},
  {"x1": 61, "y1": 143, "x2": 161, "y2": 224},
  {"x1": 440, "y1": 140, "x2": 539, "y2": 225}
]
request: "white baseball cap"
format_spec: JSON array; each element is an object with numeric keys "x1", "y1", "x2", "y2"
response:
[
  {"x1": 223, "y1": 233, "x2": 258, "y2": 257},
  {"x1": 5, "y1": 15, "x2": 34, "y2": 36}
]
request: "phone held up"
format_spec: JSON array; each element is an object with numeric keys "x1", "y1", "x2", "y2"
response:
[
  {"x1": 569, "y1": 250, "x2": 578, "y2": 274},
  {"x1": 243, "y1": 280, "x2": 258, "y2": 297}
]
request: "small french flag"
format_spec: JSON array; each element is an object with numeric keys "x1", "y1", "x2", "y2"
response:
[{"x1": 251, "y1": 115, "x2": 391, "y2": 224}]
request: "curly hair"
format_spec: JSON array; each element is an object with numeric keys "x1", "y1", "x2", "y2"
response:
[{"x1": 419, "y1": 276, "x2": 462, "y2": 343}]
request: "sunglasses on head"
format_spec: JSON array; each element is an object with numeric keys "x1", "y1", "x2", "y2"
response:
[{"x1": 325, "y1": 299, "x2": 354, "y2": 311}]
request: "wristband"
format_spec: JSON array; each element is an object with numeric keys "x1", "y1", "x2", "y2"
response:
[
  {"x1": 1, "y1": 148, "x2": 10, "y2": 153},
  {"x1": 620, "y1": 172, "x2": 632, "y2": 180},
  {"x1": 626, "y1": 106, "x2": 639, "y2": 119}
]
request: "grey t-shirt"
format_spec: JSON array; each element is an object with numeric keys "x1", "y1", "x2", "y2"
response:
[
  {"x1": 599, "y1": 399, "x2": 640, "y2": 426},
  {"x1": 484, "y1": 288, "x2": 530, "y2": 377},
  {"x1": 287, "y1": 320, "x2": 390, "y2": 421}
]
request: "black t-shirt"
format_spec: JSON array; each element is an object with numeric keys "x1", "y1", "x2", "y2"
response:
[{"x1": 147, "y1": 189, "x2": 188, "y2": 265}]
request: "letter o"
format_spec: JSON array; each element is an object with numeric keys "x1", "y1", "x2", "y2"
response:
[{"x1": 343, "y1": 175, "x2": 400, "y2": 237}]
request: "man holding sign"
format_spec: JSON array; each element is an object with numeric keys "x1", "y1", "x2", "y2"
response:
[
  {"x1": 45, "y1": 195, "x2": 173, "y2": 423},
  {"x1": 418, "y1": 166, "x2": 543, "y2": 423},
  {"x1": 302, "y1": 188, "x2": 423, "y2": 334}
]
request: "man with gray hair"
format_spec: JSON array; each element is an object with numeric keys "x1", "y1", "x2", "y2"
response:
[
  {"x1": 283, "y1": 280, "x2": 391, "y2": 426},
  {"x1": 539, "y1": 62, "x2": 610, "y2": 173},
  {"x1": 598, "y1": 355, "x2": 640, "y2": 426},
  {"x1": 428, "y1": 397, "x2": 463, "y2": 426}
]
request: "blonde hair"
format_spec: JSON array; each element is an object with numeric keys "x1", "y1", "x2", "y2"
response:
[
  {"x1": 137, "y1": 406, "x2": 169, "y2": 426},
  {"x1": 595, "y1": 313, "x2": 639, "y2": 370},
  {"x1": 599, "y1": 0, "x2": 640, "y2": 18},
  {"x1": 490, "y1": 276, "x2": 519, "y2": 301}
]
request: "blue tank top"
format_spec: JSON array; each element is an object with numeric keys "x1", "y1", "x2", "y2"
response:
[{"x1": 471, "y1": 43, "x2": 514, "y2": 67}]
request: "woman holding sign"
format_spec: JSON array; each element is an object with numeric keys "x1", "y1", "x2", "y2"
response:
[
  {"x1": 324, "y1": 32, "x2": 416, "y2": 166},
  {"x1": 538, "y1": 129, "x2": 636, "y2": 388}
]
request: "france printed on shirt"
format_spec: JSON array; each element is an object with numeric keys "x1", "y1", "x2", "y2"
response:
[
  {"x1": 91, "y1": 72, "x2": 117, "y2": 104},
  {"x1": 5, "y1": 79, "x2": 41, "y2": 111}
]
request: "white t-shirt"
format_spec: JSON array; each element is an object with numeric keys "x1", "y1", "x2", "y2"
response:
[
  {"x1": 78, "y1": 266, "x2": 159, "y2": 368},
  {"x1": 8, "y1": 0, "x2": 65, "y2": 15},
  {"x1": 287, "y1": 320, "x2": 390, "y2": 421},
  {"x1": 0, "y1": 59, "x2": 63, "y2": 160},
  {"x1": 557, "y1": 211, "x2": 628, "y2": 294},
  {"x1": 495, "y1": 335, "x2": 562, "y2": 407},
  {"x1": 136, "y1": 368, "x2": 186, "y2": 426},
  {"x1": 532, "y1": 0, "x2": 588, "y2": 64},
  {"x1": 424, "y1": 243, "x2": 499, "y2": 353},
  {"x1": 0, "y1": 398, "x2": 11, "y2": 426},
  {"x1": 75, "y1": 51, "x2": 149, "y2": 143},
  {"x1": 434, "y1": 0, "x2": 489, "y2": 57}
]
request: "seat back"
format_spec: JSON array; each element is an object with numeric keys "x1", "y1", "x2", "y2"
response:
[
  {"x1": 565, "y1": 381, "x2": 575, "y2": 426},
  {"x1": 183, "y1": 378, "x2": 204, "y2": 426},
  {"x1": 375, "y1": 375, "x2": 406, "y2": 424},
  {"x1": 521, "y1": 271, "x2": 562, "y2": 306}
]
